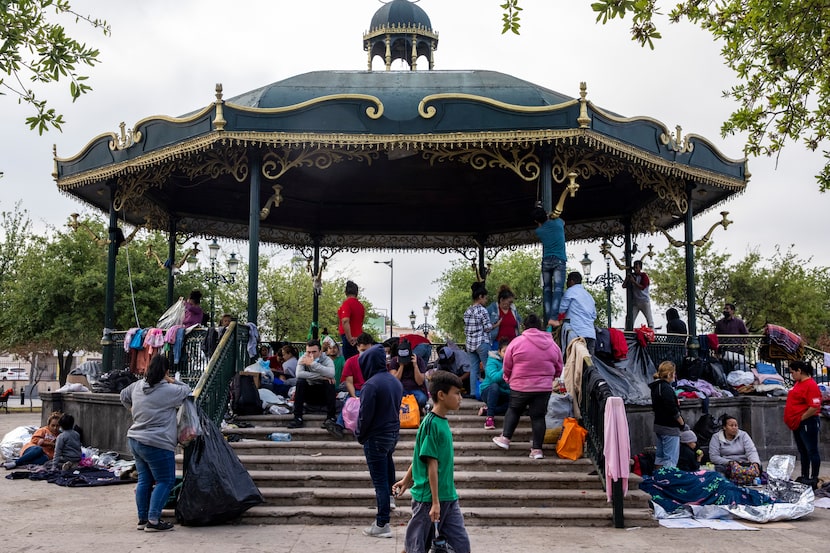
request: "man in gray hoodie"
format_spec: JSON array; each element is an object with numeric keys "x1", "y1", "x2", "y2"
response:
[{"x1": 288, "y1": 339, "x2": 340, "y2": 437}]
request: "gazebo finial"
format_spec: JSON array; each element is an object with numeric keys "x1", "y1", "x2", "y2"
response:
[
  {"x1": 577, "y1": 81, "x2": 591, "y2": 129},
  {"x1": 213, "y1": 83, "x2": 226, "y2": 131}
]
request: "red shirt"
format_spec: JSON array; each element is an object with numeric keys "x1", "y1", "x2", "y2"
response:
[
  {"x1": 496, "y1": 308, "x2": 518, "y2": 342},
  {"x1": 784, "y1": 377, "x2": 822, "y2": 430},
  {"x1": 337, "y1": 297, "x2": 365, "y2": 338},
  {"x1": 340, "y1": 354, "x2": 365, "y2": 391}
]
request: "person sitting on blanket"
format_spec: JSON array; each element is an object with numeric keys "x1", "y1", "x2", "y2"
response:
[
  {"x1": 708, "y1": 414, "x2": 761, "y2": 476},
  {"x1": 677, "y1": 428, "x2": 703, "y2": 472},
  {"x1": 4, "y1": 411, "x2": 62, "y2": 469}
]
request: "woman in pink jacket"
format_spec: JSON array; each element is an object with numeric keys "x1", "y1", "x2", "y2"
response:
[{"x1": 492, "y1": 313, "x2": 563, "y2": 459}]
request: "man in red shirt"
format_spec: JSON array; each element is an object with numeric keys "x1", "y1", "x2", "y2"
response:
[
  {"x1": 338, "y1": 280, "x2": 365, "y2": 360},
  {"x1": 783, "y1": 360, "x2": 822, "y2": 488}
]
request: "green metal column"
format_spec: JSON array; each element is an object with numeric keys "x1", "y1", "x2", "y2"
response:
[
  {"x1": 102, "y1": 182, "x2": 118, "y2": 373},
  {"x1": 166, "y1": 217, "x2": 177, "y2": 307},
  {"x1": 312, "y1": 239, "x2": 320, "y2": 340},
  {"x1": 684, "y1": 184, "x2": 699, "y2": 357},
  {"x1": 624, "y1": 220, "x2": 634, "y2": 331},
  {"x1": 247, "y1": 155, "x2": 261, "y2": 325},
  {"x1": 541, "y1": 149, "x2": 552, "y2": 213}
]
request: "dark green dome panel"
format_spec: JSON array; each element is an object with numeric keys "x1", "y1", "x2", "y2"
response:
[{"x1": 370, "y1": 0, "x2": 432, "y2": 31}]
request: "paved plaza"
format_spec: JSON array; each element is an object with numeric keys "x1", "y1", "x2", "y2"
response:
[{"x1": 1, "y1": 411, "x2": 828, "y2": 552}]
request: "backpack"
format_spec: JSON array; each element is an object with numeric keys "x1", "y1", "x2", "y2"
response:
[
  {"x1": 632, "y1": 451, "x2": 655, "y2": 476},
  {"x1": 678, "y1": 357, "x2": 706, "y2": 381},
  {"x1": 693, "y1": 413, "x2": 719, "y2": 463},
  {"x1": 230, "y1": 373, "x2": 261, "y2": 416}
]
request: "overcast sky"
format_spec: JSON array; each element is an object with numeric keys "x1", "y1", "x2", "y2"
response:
[{"x1": 0, "y1": 0, "x2": 826, "y2": 333}]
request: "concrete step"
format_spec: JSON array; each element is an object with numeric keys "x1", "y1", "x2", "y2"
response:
[
  {"x1": 231, "y1": 453, "x2": 593, "y2": 473},
  {"x1": 225, "y1": 504, "x2": 656, "y2": 527},
  {"x1": 223, "y1": 424, "x2": 543, "y2": 443},
  {"x1": 228, "y1": 438, "x2": 591, "y2": 461},
  {"x1": 256, "y1": 486, "x2": 652, "y2": 509},
  {"x1": 244, "y1": 469, "x2": 605, "y2": 490},
  {"x1": 234, "y1": 412, "x2": 529, "y2": 430}
]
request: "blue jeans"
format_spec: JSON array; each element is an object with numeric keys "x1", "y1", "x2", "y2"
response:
[
  {"x1": 467, "y1": 343, "x2": 490, "y2": 400},
  {"x1": 541, "y1": 256, "x2": 566, "y2": 323},
  {"x1": 794, "y1": 416, "x2": 821, "y2": 479},
  {"x1": 655, "y1": 433, "x2": 680, "y2": 468},
  {"x1": 15, "y1": 445, "x2": 49, "y2": 466},
  {"x1": 362, "y1": 431, "x2": 399, "y2": 526},
  {"x1": 129, "y1": 438, "x2": 176, "y2": 523},
  {"x1": 480, "y1": 383, "x2": 509, "y2": 417},
  {"x1": 341, "y1": 334, "x2": 357, "y2": 360}
]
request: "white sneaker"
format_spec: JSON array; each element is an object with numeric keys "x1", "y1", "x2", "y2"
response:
[
  {"x1": 389, "y1": 495, "x2": 397, "y2": 510},
  {"x1": 363, "y1": 521, "x2": 392, "y2": 538},
  {"x1": 3, "y1": 460, "x2": 16, "y2": 470}
]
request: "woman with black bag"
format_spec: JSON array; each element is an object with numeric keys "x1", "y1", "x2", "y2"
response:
[{"x1": 120, "y1": 355, "x2": 191, "y2": 532}]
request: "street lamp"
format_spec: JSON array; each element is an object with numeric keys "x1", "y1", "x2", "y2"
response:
[
  {"x1": 418, "y1": 301, "x2": 434, "y2": 337},
  {"x1": 409, "y1": 310, "x2": 417, "y2": 330},
  {"x1": 580, "y1": 243, "x2": 624, "y2": 328},
  {"x1": 190, "y1": 238, "x2": 239, "y2": 326},
  {"x1": 374, "y1": 259, "x2": 393, "y2": 338}
]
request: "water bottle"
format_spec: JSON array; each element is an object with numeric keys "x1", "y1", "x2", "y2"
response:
[{"x1": 267, "y1": 432, "x2": 291, "y2": 442}]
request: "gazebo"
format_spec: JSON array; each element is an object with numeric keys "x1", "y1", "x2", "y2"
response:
[{"x1": 53, "y1": 0, "x2": 748, "y2": 370}]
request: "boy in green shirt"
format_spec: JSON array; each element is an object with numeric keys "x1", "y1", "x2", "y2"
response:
[{"x1": 393, "y1": 371, "x2": 470, "y2": 553}]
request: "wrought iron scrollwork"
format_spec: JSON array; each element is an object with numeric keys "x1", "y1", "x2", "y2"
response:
[{"x1": 422, "y1": 145, "x2": 540, "y2": 182}]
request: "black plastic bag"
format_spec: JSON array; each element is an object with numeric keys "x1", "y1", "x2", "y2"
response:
[{"x1": 175, "y1": 405, "x2": 263, "y2": 525}]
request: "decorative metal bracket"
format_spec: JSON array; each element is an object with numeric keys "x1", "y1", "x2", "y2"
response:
[
  {"x1": 146, "y1": 242, "x2": 200, "y2": 270},
  {"x1": 260, "y1": 184, "x2": 283, "y2": 219},
  {"x1": 68, "y1": 213, "x2": 109, "y2": 246},
  {"x1": 599, "y1": 240, "x2": 627, "y2": 271},
  {"x1": 651, "y1": 211, "x2": 731, "y2": 248},
  {"x1": 297, "y1": 246, "x2": 345, "y2": 296},
  {"x1": 551, "y1": 172, "x2": 579, "y2": 218}
]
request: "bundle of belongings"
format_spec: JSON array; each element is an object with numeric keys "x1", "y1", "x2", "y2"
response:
[
  {"x1": 760, "y1": 324, "x2": 804, "y2": 362},
  {"x1": 639, "y1": 455, "x2": 814, "y2": 523}
]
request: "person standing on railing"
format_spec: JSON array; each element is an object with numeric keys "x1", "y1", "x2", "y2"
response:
[
  {"x1": 649, "y1": 361, "x2": 685, "y2": 469},
  {"x1": 533, "y1": 207, "x2": 566, "y2": 326},
  {"x1": 338, "y1": 280, "x2": 365, "y2": 360},
  {"x1": 784, "y1": 360, "x2": 822, "y2": 489},
  {"x1": 622, "y1": 260, "x2": 653, "y2": 328}
]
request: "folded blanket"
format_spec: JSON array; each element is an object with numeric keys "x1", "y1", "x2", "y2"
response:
[{"x1": 764, "y1": 324, "x2": 802, "y2": 355}]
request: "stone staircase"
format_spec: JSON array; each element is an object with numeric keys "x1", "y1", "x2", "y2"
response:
[{"x1": 187, "y1": 401, "x2": 655, "y2": 527}]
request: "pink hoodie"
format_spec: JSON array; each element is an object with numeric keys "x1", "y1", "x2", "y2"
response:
[{"x1": 502, "y1": 328, "x2": 563, "y2": 393}]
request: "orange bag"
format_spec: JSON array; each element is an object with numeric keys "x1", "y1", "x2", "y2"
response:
[
  {"x1": 556, "y1": 417, "x2": 587, "y2": 460},
  {"x1": 399, "y1": 394, "x2": 421, "y2": 429}
]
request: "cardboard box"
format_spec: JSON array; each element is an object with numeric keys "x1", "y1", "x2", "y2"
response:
[{"x1": 66, "y1": 374, "x2": 90, "y2": 388}]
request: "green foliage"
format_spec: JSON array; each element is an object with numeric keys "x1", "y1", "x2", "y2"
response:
[
  {"x1": 588, "y1": 0, "x2": 830, "y2": 191},
  {"x1": 1, "y1": 0, "x2": 110, "y2": 133},
  {"x1": 500, "y1": 0, "x2": 522, "y2": 35},
  {"x1": 649, "y1": 242, "x2": 830, "y2": 342},
  {"x1": 0, "y1": 201, "x2": 32, "y2": 299},
  {"x1": 433, "y1": 250, "x2": 543, "y2": 341}
]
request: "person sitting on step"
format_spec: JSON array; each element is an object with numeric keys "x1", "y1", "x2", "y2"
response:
[{"x1": 288, "y1": 340, "x2": 342, "y2": 439}]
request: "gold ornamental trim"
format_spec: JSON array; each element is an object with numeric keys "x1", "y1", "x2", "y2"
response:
[
  {"x1": 587, "y1": 100, "x2": 747, "y2": 165},
  {"x1": 418, "y1": 93, "x2": 578, "y2": 119},
  {"x1": 55, "y1": 128, "x2": 747, "y2": 192},
  {"x1": 363, "y1": 24, "x2": 439, "y2": 42},
  {"x1": 225, "y1": 94, "x2": 384, "y2": 120},
  {"x1": 421, "y1": 145, "x2": 540, "y2": 181}
]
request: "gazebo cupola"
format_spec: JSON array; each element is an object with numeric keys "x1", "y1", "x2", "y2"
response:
[{"x1": 363, "y1": 0, "x2": 438, "y2": 71}]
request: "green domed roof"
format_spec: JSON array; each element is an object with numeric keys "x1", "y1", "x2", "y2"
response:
[{"x1": 370, "y1": 0, "x2": 432, "y2": 31}]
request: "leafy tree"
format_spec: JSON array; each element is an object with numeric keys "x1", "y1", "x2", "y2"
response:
[
  {"x1": 0, "y1": 201, "x2": 32, "y2": 299},
  {"x1": 501, "y1": 1, "x2": 830, "y2": 191},
  {"x1": 649, "y1": 242, "x2": 830, "y2": 342},
  {"x1": 1, "y1": 0, "x2": 110, "y2": 133},
  {"x1": 432, "y1": 250, "x2": 614, "y2": 342}
]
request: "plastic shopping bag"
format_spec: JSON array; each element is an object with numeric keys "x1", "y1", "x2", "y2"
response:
[
  {"x1": 342, "y1": 396, "x2": 360, "y2": 432},
  {"x1": 157, "y1": 298, "x2": 186, "y2": 329},
  {"x1": 177, "y1": 397, "x2": 202, "y2": 447},
  {"x1": 556, "y1": 417, "x2": 587, "y2": 460},
  {"x1": 399, "y1": 394, "x2": 421, "y2": 429}
]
